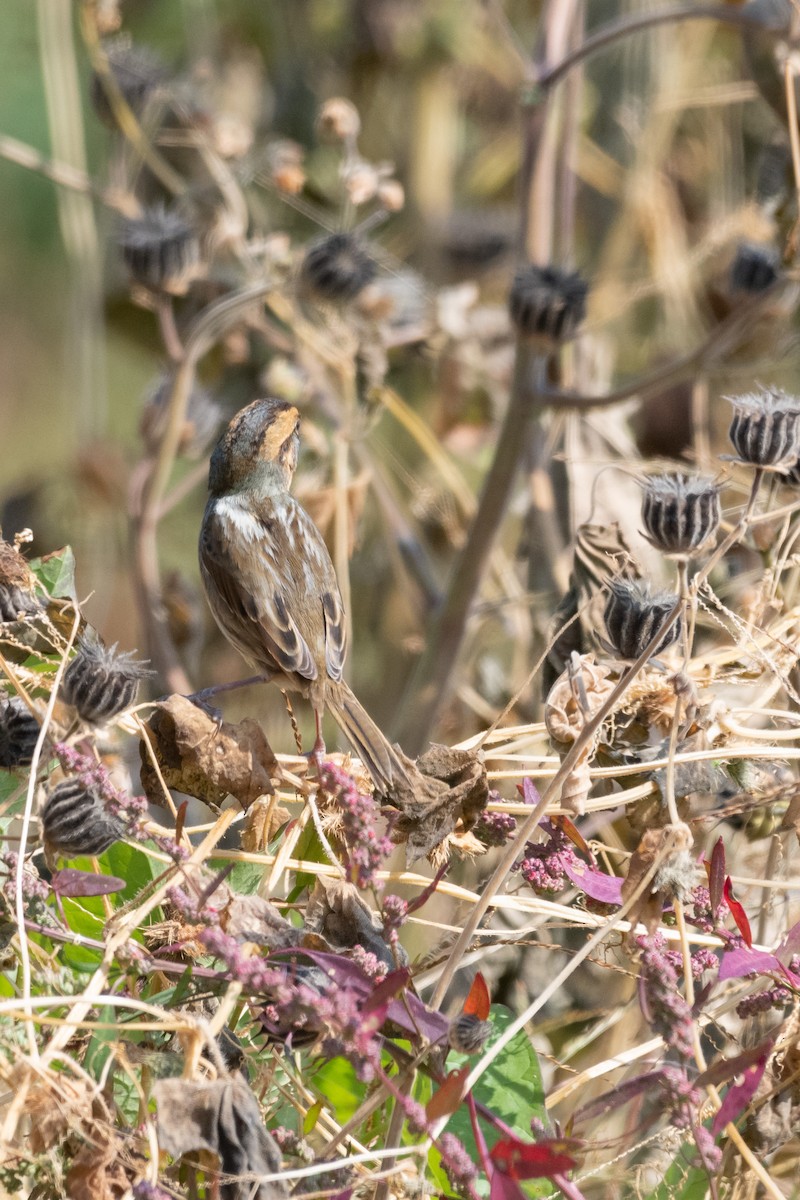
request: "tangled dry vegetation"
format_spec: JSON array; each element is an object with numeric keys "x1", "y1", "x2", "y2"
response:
[{"x1": 7, "y1": 2, "x2": 800, "y2": 1199}]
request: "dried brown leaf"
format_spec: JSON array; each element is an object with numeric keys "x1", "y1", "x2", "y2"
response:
[
  {"x1": 304, "y1": 876, "x2": 406, "y2": 968},
  {"x1": 241, "y1": 796, "x2": 291, "y2": 851},
  {"x1": 140, "y1": 694, "x2": 276, "y2": 810},
  {"x1": 221, "y1": 891, "x2": 301, "y2": 950},
  {"x1": 390, "y1": 744, "x2": 488, "y2": 863},
  {"x1": 622, "y1": 824, "x2": 692, "y2": 935},
  {"x1": 154, "y1": 1073, "x2": 287, "y2": 1200}
]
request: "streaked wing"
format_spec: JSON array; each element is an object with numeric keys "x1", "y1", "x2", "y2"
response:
[
  {"x1": 199, "y1": 501, "x2": 318, "y2": 681},
  {"x1": 322, "y1": 589, "x2": 346, "y2": 681}
]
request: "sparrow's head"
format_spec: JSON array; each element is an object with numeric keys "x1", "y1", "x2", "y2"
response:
[{"x1": 208, "y1": 398, "x2": 300, "y2": 496}]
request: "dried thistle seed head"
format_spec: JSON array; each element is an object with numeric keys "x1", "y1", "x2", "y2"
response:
[
  {"x1": 140, "y1": 373, "x2": 222, "y2": 459},
  {"x1": 90, "y1": 40, "x2": 166, "y2": 129},
  {"x1": 62, "y1": 636, "x2": 152, "y2": 725},
  {"x1": 301, "y1": 233, "x2": 377, "y2": 301},
  {"x1": 604, "y1": 578, "x2": 681, "y2": 661},
  {"x1": 508, "y1": 264, "x2": 588, "y2": 345},
  {"x1": 730, "y1": 242, "x2": 780, "y2": 294},
  {"x1": 317, "y1": 97, "x2": 361, "y2": 142},
  {"x1": 0, "y1": 696, "x2": 40, "y2": 769},
  {"x1": 0, "y1": 582, "x2": 41, "y2": 623},
  {"x1": 448, "y1": 1012, "x2": 492, "y2": 1055},
  {"x1": 41, "y1": 779, "x2": 125, "y2": 859},
  {"x1": 641, "y1": 474, "x2": 720, "y2": 557},
  {"x1": 727, "y1": 388, "x2": 800, "y2": 469},
  {"x1": 119, "y1": 205, "x2": 200, "y2": 295}
]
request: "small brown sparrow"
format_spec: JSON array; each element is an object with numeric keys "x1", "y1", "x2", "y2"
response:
[{"x1": 199, "y1": 397, "x2": 410, "y2": 794}]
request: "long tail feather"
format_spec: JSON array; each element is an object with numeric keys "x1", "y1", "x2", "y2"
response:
[{"x1": 326, "y1": 680, "x2": 413, "y2": 795}]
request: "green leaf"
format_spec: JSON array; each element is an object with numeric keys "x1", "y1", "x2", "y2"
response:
[
  {"x1": 213, "y1": 859, "x2": 263, "y2": 896},
  {"x1": 28, "y1": 545, "x2": 76, "y2": 600},
  {"x1": 444, "y1": 1007, "x2": 548, "y2": 1197},
  {"x1": 650, "y1": 1159, "x2": 709, "y2": 1200},
  {"x1": 311, "y1": 1056, "x2": 366, "y2": 1124},
  {"x1": 103, "y1": 840, "x2": 160, "y2": 905}
]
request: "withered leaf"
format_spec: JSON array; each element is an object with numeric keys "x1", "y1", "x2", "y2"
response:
[
  {"x1": 222, "y1": 891, "x2": 301, "y2": 951},
  {"x1": 241, "y1": 795, "x2": 291, "y2": 851},
  {"x1": 65, "y1": 1135, "x2": 129, "y2": 1200},
  {"x1": 154, "y1": 1074, "x2": 287, "y2": 1200},
  {"x1": 622, "y1": 824, "x2": 692, "y2": 935},
  {"x1": 305, "y1": 876, "x2": 407, "y2": 968},
  {"x1": 140, "y1": 694, "x2": 276, "y2": 810},
  {"x1": 390, "y1": 744, "x2": 488, "y2": 863}
]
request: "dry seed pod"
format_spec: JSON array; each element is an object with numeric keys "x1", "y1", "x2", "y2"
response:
[
  {"x1": 119, "y1": 205, "x2": 200, "y2": 295},
  {"x1": 301, "y1": 233, "x2": 376, "y2": 301},
  {"x1": 90, "y1": 40, "x2": 166, "y2": 128},
  {"x1": 604, "y1": 579, "x2": 681, "y2": 661},
  {"x1": 317, "y1": 97, "x2": 361, "y2": 142},
  {"x1": 730, "y1": 242, "x2": 780, "y2": 294},
  {"x1": 448, "y1": 1012, "x2": 492, "y2": 1055},
  {"x1": 0, "y1": 696, "x2": 40, "y2": 769},
  {"x1": 508, "y1": 264, "x2": 588, "y2": 345},
  {"x1": 641, "y1": 473, "x2": 720, "y2": 557},
  {"x1": 545, "y1": 654, "x2": 615, "y2": 815},
  {"x1": 41, "y1": 780, "x2": 125, "y2": 859},
  {"x1": 62, "y1": 637, "x2": 151, "y2": 725},
  {"x1": 140, "y1": 372, "x2": 222, "y2": 459},
  {"x1": 727, "y1": 388, "x2": 800, "y2": 469}
]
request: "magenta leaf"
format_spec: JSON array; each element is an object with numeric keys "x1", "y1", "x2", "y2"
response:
[
  {"x1": 520, "y1": 778, "x2": 541, "y2": 807},
  {"x1": 51, "y1": 868, "x2": 126, "y2": 897},
  {"x1": 267, "y1": 948, "x2": 450, "y2": 1041},
  {"x1": 361, "y1": 968, "x2": 410, "y2": 1016},
  {"x1": 711, "y1": 1045, "x2": 771, "y2": 1136},
  {"x1": 718, "y1": 947, "x2": 780, "y2": 980},
  {"x1": 561, "y1": 859, "x2": 623, "y2": 905},
  {"x1": 489, "y1": 1169, "x2": 527, "y2": 1200}
]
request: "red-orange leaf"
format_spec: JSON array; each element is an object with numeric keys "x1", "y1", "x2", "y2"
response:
[
  {"x1": 490, "y1": 1135, "x2": 577, "y2": 1180},
  {"x1": 425, "y1": 1066, "x2": 471, "y2": 1121},
  {"x1": 463, "y1": 972, "x2": 490, "y2": 1020},
  {"x1": 723, "y1": 876, "x2": 752, "y2": 948},
  {"x1": 552, "y1": 814, "x2": 590, "y2": 856}
]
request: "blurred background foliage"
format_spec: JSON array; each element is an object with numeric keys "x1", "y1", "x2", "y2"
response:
[{"x1": 0, "y1": 0, "x2": 796, "y2": 759}]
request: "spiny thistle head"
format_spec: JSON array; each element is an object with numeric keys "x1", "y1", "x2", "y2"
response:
[
  {"x1": 119, "y1": 205, "x2": 200, "y2": 295},
  {"x1": 641, "y1": 473, "x2": 720, "y2": 557},
  {"x1": 508, "y1": 264, "x2": 588, "y2": 345},
  {"x1": 41, "y1": 779, "x2": 125, "y2": 859},
  {"x1": 62, "y1": 636, "x2": 152, "y2": 725},
  {"x1": 729, "y1": 242, "x2": 780, "y2": 295},
  {"x1": 90, "y1": 40, "x2": 166, "y2": 129},
  {"x1": 604, "y1": 578, "x2": 681, "y2": 661},
  {"x1": 0, "y1": 696, "x2": 40, "y2": 769},
  {"x1": 301, "y1": 233, "x2": 376, "y2": 301},
  {"x1": 727, "y1": 388, "x2": 800, "y2": 469}
]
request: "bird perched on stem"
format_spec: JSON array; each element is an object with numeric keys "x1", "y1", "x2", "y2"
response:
[{"x1": 198, "y1": 397, "x2": 411, "y2": 795}]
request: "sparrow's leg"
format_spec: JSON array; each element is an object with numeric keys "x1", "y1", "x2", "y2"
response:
[{"x1": 311, "y1": 707, "x2": 327, "y2": 774}]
